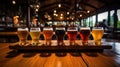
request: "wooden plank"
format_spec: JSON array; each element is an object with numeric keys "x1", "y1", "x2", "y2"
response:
[
  {"x1": 9, "y1": 45, "x2": 112, "y2": 52},
  {"x1": 9, "y1": 40, "x2": 112, "y2": 52}
]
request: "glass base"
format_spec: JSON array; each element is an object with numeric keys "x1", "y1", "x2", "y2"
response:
[
  {"x1": 44, "y1": 42, "x2": 51, "y2": 46},
  {"x1": 82, "y1": 42, "x2": 88, "y2": 46},
  {"x1": 31, "y1": 42, "x2": 40, "y2": 46},
  {"x1": 95, "y1": 41, "x2": 101, "y2": 46},
  {"x1": 57, "y1": 42, "x2": 65, "y2": 46}
]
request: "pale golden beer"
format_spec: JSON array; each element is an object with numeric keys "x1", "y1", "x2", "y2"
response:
[
  {"x1": 43, "y1": 27, "x2": 53, "y2": 45},
  {"x1": 17, "y1": 28, "x2": 29, "y2": 45},
  {"x1": 30, "y1": 28, "x2": 40, "y2": 45},
  {"x1": 92, "y1": 27, "x2": 104, "y2": 45}
]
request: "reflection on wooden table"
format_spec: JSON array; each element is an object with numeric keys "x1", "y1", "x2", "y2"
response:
[{"x1": 0, "y1": 39, "x2": 120, "y2": 67}]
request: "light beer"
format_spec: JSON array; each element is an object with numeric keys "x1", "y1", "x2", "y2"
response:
[
  {"x1": 43, "y1": 27, "x2": 53, "y2": 45},
  {"x1": 80, "y1": 27, "x2": 90, "y2": 45},
  {"x1": 30, "y1": 28, "x2": 40, "y2": 44},
  {"x1": 92, "y1": 27, "x2": 104, "y2": 45},
  {"x1": 17, "y1": 28, "x2": 29, "y2": 45},
  {"x1": 55, "y1": 27, "x2": 65, "y2": 46},
  {"x1": 67, "y1": 27, "x2": 78, "y2": 45}
]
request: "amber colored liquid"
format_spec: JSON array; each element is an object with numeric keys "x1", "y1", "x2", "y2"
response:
[
  {"x1": 80, "y1": 30, "x2": 90, "y2": 42},
  {"x1": 17, "y1": 30, "x2": 29, "y2": 43},
  {"x1": 67, "y1": 30, "x2": 77, "y2": 42},
  {"x1": 30, "y1": 31, "x2": 40, "y2": 43},
  {"x1": 92, "y1": 29, "x2": 104, "y2": 45},
  {"x1": 43, "y1": 30, "x2": 53, "y2": 42}
]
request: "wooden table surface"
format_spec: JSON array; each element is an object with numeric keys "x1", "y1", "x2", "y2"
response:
[{"x1": 0, "y1": 39, "x2": 120, "y2": 67}]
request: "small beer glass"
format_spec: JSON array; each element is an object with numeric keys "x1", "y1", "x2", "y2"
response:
[
  {"x1": 17, "y1": 27, "x2": 29, "y2": 45},
  {"x1": 30, "y1": 27, "x2": 41, "y2": 45},
  {"x1": 67, "y1": 27, "x2": 78, "y2": 46},
  {"x1": 43, "y1": 27, "x2": 53, "y2": 46},
  {"x1": 55, "y1": 27, "x2": 65, "y2": 46},
  {"x1": 92, "y1": 27, "x2": 104, "y2": 46},
  {"x1": 79, "y1": 27, "x2": 90, "y2": 46}
]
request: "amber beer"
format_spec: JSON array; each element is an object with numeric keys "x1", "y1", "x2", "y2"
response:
[
  {"x1": 67, "y1": 27, "x2": 78, "y2": 45},
  {"x1": 92, "y1": 27, "x2": 104, "y2": 45},
  {"x1": 80, "y1": 27, "x2": 90, "y2": 45},
  {"x1": 55, "y1": 27, "x2": 65, "y2": 46},
  {"x1": 43, "y1": 27, "x2": 53, "y2": 45},
  {"x1": 30, "y1": 28, "x2": 40, "y2": 45},
  {"x1": 17, "y1": 28, "x2": 29, "y2": 45}
]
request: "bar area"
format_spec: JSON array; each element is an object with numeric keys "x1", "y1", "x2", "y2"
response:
[{"x1": 0, "y1": 0, "x2": 120, "y2": 67}]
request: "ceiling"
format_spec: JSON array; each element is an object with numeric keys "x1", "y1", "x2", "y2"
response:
[{"x1": 0, "y1": 0, "x2": 120, "y2": 21}]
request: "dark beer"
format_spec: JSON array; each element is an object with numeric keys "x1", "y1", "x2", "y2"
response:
[
  {"x1": 80, "y1": 27, "x2": 90, "y2": 45},
  {"x1": 55, "y1": 28, "x2": 65, "y2": 46}
]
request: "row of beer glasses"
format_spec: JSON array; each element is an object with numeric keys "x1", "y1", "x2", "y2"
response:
[{"x1": 17, "y1": 27, "x2": 104, "y2": 46}]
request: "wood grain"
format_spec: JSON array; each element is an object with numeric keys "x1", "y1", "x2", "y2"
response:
[
  {"x1": 0, "y1": 40, "x2": 120, "y2": 67},
  {"x1": 0, "y1": 43, "x2": 87, "y2": 67}
]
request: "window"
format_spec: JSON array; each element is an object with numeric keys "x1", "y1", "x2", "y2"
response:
[
  {"x1": 117, "y1": 9, "x2": 120, "y2": 28},
  {"x1": 90, "y1": 15, "x2": 96, "y2": 27},
  {"x1": 86, "y1": 17, "x2": 89, "y2": 26},
  {"x1": 110, "y1": 10, "x2": 114, "y2": 27},
  {"x1": 98, "y1": 12, "x2": 108, "y2": 25}
]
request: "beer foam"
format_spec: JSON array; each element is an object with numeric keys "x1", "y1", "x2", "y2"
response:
[
  {"x1": 18, "y1": 28, "x2": 28, "y2": 31},
  {"x1": 92, "y1": 27, "x2": 103, "y2": 30},
  {"x1": 56, "y1": 28, "x2": 65, "y2": 30},
  {"x1": 80, "y1": 27, "x2": 90, "y2": 30},
  {"x1": 68, "y1": 30, "x2": 77, "y2": 31},
  {"x1": 30, "y1": 28, "x2": 40, "y2": 32},
  {"x1": 92, "y1": 28, "x2": 103, "y2": 30},
  {"x1": 44, "y1": 28, "x2": 53, "y2": 30},
  {"x1": 30, "y1": 30, "x2": 40, "y2": 32}
]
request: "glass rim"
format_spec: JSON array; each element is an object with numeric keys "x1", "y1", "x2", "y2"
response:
[
  {"x1": 43, "y1": 27, "x2": 53, "y2": 30},
  {"x1": 80, "y1": 27, "x2": 90, "y2": 30},
  {"x1": 56, "y1": 27, "x2": 65, "y2": 30},
  {"x1": 30, "y1": 27, "x2": 40, "y2": 31},
  {"x1": 92, "y1": 27, "x2": 103, "y2": 30},
  {"x1": 67, "y1": 27, "x2": 78, "y2": 31},
  {"x1": 18, "y1": 27, "x2": 28, "y2": 31}
]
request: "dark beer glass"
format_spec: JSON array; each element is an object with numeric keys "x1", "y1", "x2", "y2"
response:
[
  {"x1": 67, "y1": 27, "x2": 78, "y2": 45},
  {"x1": 79, "y1": 27, "x2": 90, "y2": 45},
  {"x1": 55, "y1": 27, "x2": 65, "y2": 46}
]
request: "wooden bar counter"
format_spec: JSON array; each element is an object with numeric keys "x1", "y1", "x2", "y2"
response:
[{"x1": 0, "y1": 39, "x2": 120, "y2": 67}]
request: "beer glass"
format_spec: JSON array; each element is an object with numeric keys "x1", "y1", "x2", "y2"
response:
[
  {"x1": 30, "y1": 27, "x2": 41, "y2": 45},
  {"x1": 43, "y1": 27, "x2": 53, "y2": 46},
  {"x1": 55, "y1": 27, "x2": 65, "y2": 46},
  {"x1": 17, "y1": 28, "x2": 29, "y2": 45},
  {"x1": 67, "y1": 27, "x2": 78, "y2": 45},
  {"x1": 79, "y1": 27, "x2": 90, "y2": 45},
  {"x1": 92, "y1": 27, "x2": 104, "y2": 45}
]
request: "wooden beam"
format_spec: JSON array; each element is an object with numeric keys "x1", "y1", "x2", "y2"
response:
[{"x1": 79, "y1": 2, "x2": 98, "y2": 9}]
